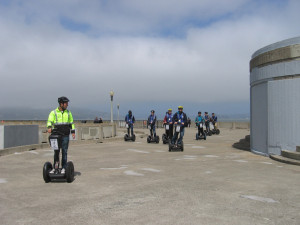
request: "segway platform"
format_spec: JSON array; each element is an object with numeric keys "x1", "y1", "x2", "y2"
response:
[
  {"x1": 169, "y1": 141, "x2": 184, "y2": 152},
  {"x1": 147, "y1": 135, "x2": 159, "y2": 143},
  {"x1": 162, "y1": 133, "x2": 169, "y2": 144},
  {"x1": 124, "y1": 133, "x2": 136, "y2": 142},
  {"x1": 196, "y1": 133, "x2": 206, "y2": 140}
]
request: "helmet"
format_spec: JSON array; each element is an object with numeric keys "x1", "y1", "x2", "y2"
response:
[
  {"x1": 151, "y1": 110, "x2": 155, "y2": 113},
  {"x1": 198, "y1": 111, "x2": 201, "y2": 114},
  {"x1": 178, "y1": 106, "x2": 183, "y2": 109},
  {"x1": 128, "y1": 110, "x2": 132, "y2": 115},
  {"x1": 168, "y1": 108, "x2": 172, "y2": 111},
  {"x1": 58, "y1": 96, "x2": 69, "y2": 104}
]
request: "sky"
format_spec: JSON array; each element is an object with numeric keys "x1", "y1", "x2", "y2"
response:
[{"x1": 0, "y1": 0, "x2": 299, "y2": 118}]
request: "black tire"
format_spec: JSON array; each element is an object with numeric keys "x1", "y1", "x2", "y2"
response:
[
  {"x1": 196, "y1": 133, "x2": 199, "y2": 140},
  {"x1": 204, "y1": 135, "x2": 207, "y2": 140},
  {"x1": 124, "y1": 134, "x2": 128, "y2": 141},
  {"x1": 168, "y1": 142, "x2": 172, "y2": 152},
  {"x1": 147, "y1": 136, "x2": 151, "y2": 143},
  {"x1": 155, "y1": 136, "x2": 160, "y2": 143},
  {"x1": 43, "y1": 162, "x2": 52, "y2": 183},
  {"x1": 181, "y1": 142, "x2": 184, "y2": 151},
  {"x1": 208, "y1": 131, "x2": 212, "y2": 136},
  {"x1": 216, "y1": 129, "x2": 220, "y2": 135},
  {"x1": 66, "y1": 161, "x2": 74, "y2": 183},
  {"x1": 132, "y1": 134, "x2": 136, "y2": 142}
]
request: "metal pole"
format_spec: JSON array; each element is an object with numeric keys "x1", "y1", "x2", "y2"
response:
[{"x1": 117, "y1": 104, "x2": 120, "y2": 127}]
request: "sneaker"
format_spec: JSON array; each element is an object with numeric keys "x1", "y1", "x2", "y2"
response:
[
  {"x1": 61, "y1": 168, "x2": 65, "y2": 174},
  {"x1": 49, "y1": 169, "x2": 55, "y2": 174}
]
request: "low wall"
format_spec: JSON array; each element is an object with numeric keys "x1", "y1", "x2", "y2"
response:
[{"x1": 0, "y1": 125, "x2": 39, "y2": 149}]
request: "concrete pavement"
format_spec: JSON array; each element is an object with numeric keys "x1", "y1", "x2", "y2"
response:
[{"x1": 0, "y1": 127, "x2": 299, "y2": 225}]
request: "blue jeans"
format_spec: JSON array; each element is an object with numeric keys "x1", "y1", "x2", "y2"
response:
[
  {"x1": 172, "y1": 127, "x2": 185, "y2": 145},
  {"x1": 54, "y1": 136, "x2": 69, "y2": 169},
  {"x1": 150, "y1": 125, "x2": 156, "y2": 137},
  {"x1": 127, "y1": 124, "x2": 134, "y2": 136}
]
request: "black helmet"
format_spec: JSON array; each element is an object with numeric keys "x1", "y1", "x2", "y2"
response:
[
  {"x1": 58, "y1": 96, "x2": 69, "y2": 104},
  {"x1": 128, "y1": 110, "x2": 132, "y2": 115},
  {"x1": 198, "y1": 111, "x2": 201, "y2": 114},
  {"x1": 151, "y1": 110, "x2": 155, "y2": 113}
]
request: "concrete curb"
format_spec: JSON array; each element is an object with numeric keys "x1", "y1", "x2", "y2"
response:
[
  {"x1": 269, "y1": 154, "x2": 300, "y2": 166},
  {"x1": 281, "y1": 149, "x2": 300, "y2": 160}
]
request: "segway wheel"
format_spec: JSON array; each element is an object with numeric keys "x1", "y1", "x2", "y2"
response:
[
  {"x1": 43, "y1": 162, "x2": 52, "y2": 183},
  {"x1": 132, "y1": 134, "x2": 136, "y2": 142},
  {"x1": 66, "y1": 161, "x2": 74, "y2": 183},
  {"x1": 208, "y1": 131, "x2": 212, "y2": 136},
  {"x1": 168, "y1": 142, "x2": 172, "y2": 152},
  {"x1": 124, "y1": 134, "x2": 128, "y2": 141},
  {"x1": 196, "y1": 133, "x2": 199, "y2": 140},
  {"x1": 147, "y1": 136, "x2": 151, "y2": 143},
  {"x1": 204, "y1": 135, "x2": 207, "y2": 140},
  {"x1": 216, "y1": 129, "x2": 220, "y2": 135},
  {"x1": 155, "y1": 136, "x2": 160, "y2": 143},
  {"x1": 181, "y1": 142, "x2": 184, "y2": 152}
]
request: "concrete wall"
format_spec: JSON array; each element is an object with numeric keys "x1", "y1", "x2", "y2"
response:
[
  {"x1": 0, "y1": 125, "x2": 39, "y2": 149},
  {"x1": 250, "y1": 36, "x2": 300, "y2": 156}
]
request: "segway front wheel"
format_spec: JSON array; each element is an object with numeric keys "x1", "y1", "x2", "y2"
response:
[
  {"x1": 208, "y1": 131, "x2": 212, "y2": 136},
  {"x1": 66, "y1": 161, "x2": 74, "y2": 183},
  {"x1": 196, "y1": 133, "x2": 199, "y2": 140},
  {"x1": 181, "y1": 142, "x2": 184, "y2": 152},
  {"x1": 124, "y1": 134, "x2": 128, "y2": 141},
  {"x1": 168, "y1": 142, "x2": 172, "y2": 152},
  {"x1": 43, "y1": 162, "x2": 52, "y2": 183},
  {"x1": 155, "y1": 136, "x2": 160, "y2": 143},
  {"x1": 216, "y1": 129, "x2": 220, "y2": 135},
  {"x1": 147, "y1": 136, "x2": 151, "y2": 143},
  {"x1": 132, "y1": 134, "x2": 136, "y2": 142}
]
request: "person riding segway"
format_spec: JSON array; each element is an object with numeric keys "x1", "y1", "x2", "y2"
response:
[
  {"x1": 169, "y1": 106, "x2": 187, "y2": 152},
  {"x1": 124, "y1": 110, "x2": 136, "y2": 141},
  {"x1": 195, "y1": 111, "x2": 206, "y2": 140},
  {"x1": 162, "y1": 109, "x2": 173, "y2": 144},
  {"x1": 43, "y1": 96, "x2": 75, "y2": 183},
  {"x1": 204, "y1": 112, "x2": 212, "y2": 136},
  {"x1": 210, "y1": 113, "x2": 220, "y2": 135},
  {"x1": 147, "y1": 110, "x2": 159, "y2": 143}
]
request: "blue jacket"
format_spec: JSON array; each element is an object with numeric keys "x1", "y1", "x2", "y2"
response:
[
  {"x1": 211, "y1": 116, "x2": 218, "y2": 122},
  {"x1": 172, "y1": 112, "x2": 187, "y2": 126},
  {"x1": 148, "y1": 114, "x2": 157, "y2": 126},
  {"x1": 125, "y1": 114, "x2": 135, "y2": 124},
  {"x1": 195, "y1": 116, "x2": 204, "y2": 125}
]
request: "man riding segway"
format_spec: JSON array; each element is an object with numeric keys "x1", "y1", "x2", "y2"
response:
[
  {"x1": 169, "y1": 106, "x2": 187, "y2": 151},
  {"x1": 147, "y1": 110, "x2": 159, "y2": 143},
  {"x1": 162, "y1": 109, "x2": 173, "y2": 144},
  {"x1": 124, "y1": 110, "x2": 136, "y2": 141},
  {"x1": 195, "y1": 111, "x2": 206, "y2": 140},
  {"x1": 43, "y1": 96, "x2": 75, "y2": 183}
]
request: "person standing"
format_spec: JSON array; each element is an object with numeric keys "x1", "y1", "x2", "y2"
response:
[
  {"x1": 163, "y1": 108, "x2": 173, "y2": 140},
  {"x1": 148, "y1": 110, "x2": 157, "y2": 137},
  {"x1": 204, "y1": 112, "x2": 210, "y2": 133},
  {"x1": 47, "y1": 96, "x2": 75, "y2": 174},
  {"x1": 125, "y1": 110, "x2": 135, "y2": 136},
  {"x1": 195, "y1": 111, "x2": 205, "y2": 137},
  {"x1": 171, "y1": 106, "x2": 187, "y2": 145}
]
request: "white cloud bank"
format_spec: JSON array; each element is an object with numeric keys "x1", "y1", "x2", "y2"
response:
[{"x1": 0, "y1": 0, "x2": 299, "y2": 109}]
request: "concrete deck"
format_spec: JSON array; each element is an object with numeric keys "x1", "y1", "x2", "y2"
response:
[{"x1": 0, "y1": 128, "x2": 299, "y2": 225}]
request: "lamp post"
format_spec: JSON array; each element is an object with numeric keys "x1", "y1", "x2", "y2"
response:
[
  {"x1": 110, "y1": 90, "x2": 114, "y2": 123},
  {"x1": 117, "y1": 104, "x2": 120, "y2": 126}
]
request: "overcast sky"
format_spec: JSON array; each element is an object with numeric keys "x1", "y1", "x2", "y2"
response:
[{"x1": 0, "y1": 0, "x2": 299, "y2": 115}]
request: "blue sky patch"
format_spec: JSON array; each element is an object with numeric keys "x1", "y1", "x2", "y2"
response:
[{"x1": 60, "y1": 16, "x2": 91, "y2": 33}]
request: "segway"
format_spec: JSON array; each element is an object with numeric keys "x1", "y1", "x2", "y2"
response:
[
  {"x1": 196, "y1": 123, "x2": 206, "y2": 140},
  {"x1": 204, "y1": 123, "x2": 212, "y2": 136},
  {"x1": 124, "y1": 123, "x2": 136, "y2": 141},
  {"x1": 210, "y1": 122, "x2": 220, "y2": 135},
  {"x1": 43, "y1": 129, "x2": 74, "y2": 183},
  {"x1": 162, "y1": 123, "x2": 171, "y2": 144},
  {"x1": 169, "y1": 124, "x2": 184, "y2": 152},
  {"x1": 147, "y1": 124, "x2": 159, "y2": 143}
]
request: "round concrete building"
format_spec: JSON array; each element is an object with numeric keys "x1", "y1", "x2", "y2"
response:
[{"x1": 250, "y1": 37, "x2": 300, "y2": 156}]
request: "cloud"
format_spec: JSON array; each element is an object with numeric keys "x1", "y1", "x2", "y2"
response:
[{"x1": 0, "y1": 0, "x2": 299, "y2": 112}]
